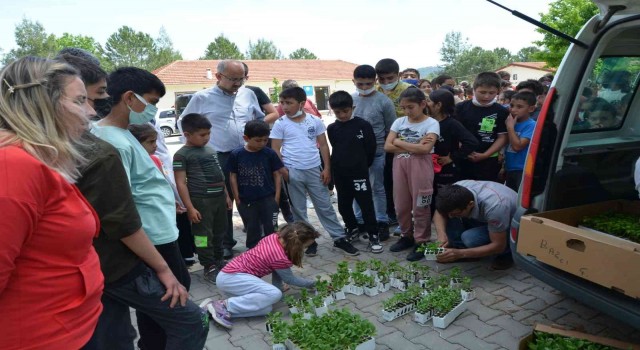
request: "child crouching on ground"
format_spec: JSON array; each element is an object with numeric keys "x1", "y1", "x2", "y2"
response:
[{"x1": 208, "y1": 222, "x2": 320, "y2": 329}]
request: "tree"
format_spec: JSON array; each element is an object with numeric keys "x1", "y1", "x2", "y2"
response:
[
  {"x1": 446, "y1": 47, "x2": 515, "y2": 81},
  {"x1": 246, "y1": 39, "x2": 282, "y2": 60},
  {"x1": 439, "y1": 31, "x2": 470, "y2": 66},
  {"x1": 3, "y1": 18, "x2": 57, "y2": 64},
  {"x1": 54, "y1": 33, "x2": 101, "y2": 56},
  {"x1": 101, "y1": 26, "x2": 157, "y2": 71},
  {"x1": 289, "y1": 48, "x2": 317, "y2": 60},
  {"x1": 202, "y1": 34, "x2": 244, "y2": 60},
  {"x1": 533, "y1": 0, "x2": 598, "y2": 67},
  {"x1": 149, "y1": 27, "x2": 182, "y2": 70},
  {"x1": 516, "y1": 46, "x2": 542, "y2": 62}
]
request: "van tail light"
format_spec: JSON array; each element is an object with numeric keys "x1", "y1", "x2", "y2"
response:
[
  {"x1": 510, "y1": 226, "x2": 518, "y2": 243},
  {"x1": 521, "y1": 87, "x2": 556, "y2": 209}
]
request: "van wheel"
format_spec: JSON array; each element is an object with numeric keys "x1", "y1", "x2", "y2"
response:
[{"x1": 161, "y1": 127, "x2": 172, "y2": 138}]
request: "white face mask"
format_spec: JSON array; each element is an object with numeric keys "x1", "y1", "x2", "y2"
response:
[
  {"x1": 356, "y1": 87, "x2": 376, "y2": 96},
  {"x1": 472, "y1": 96, "x2": 497, "y2": 107},
  {"x1": 380, "y1": 80, "x2": 399, "y2": 91},
  {"x1": 288, "y1": 109, "x2": 303, "y2": 119}
]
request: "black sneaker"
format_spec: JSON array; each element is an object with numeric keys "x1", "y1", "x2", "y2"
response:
[
  {"x1": 406, "y1": 245, "x2": 425, "y2": 261},
  {"x1": 388, "y1": 217, "x2": 398, "y2": 226},
  {"x1": 368, "y1": 234, "x2": 383, "y2": 254},
  {"x1": 357, "y1": 224, "x2": 368, "y2": 240},
  {"x1": 378, "y1": 222, "x2": 390, "y2": 242},
  {"x1": 203, "y1": 265, "x2": 221, "y2": 284},
  {"x1": 390, "y1": 236, "x2": 415, "y2": 252},
  {"x1": 333, "y1": 238, "x2": 360, "y2": 256},
  {"x1": 305, "y1": 241, "x2": 318, "y2": 257},
  {"x1": 344, "y1": 227, "x2": 359, "y2": 243}
]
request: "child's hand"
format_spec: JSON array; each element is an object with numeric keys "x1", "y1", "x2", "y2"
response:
[
  {"x1": 320, "y1": 168, "x2": 331, "y2": 185},
  {"x1": 437, "y1": 154, "x2": 453, "y2": 166},
  {"x1": 281, "y1": 167, "x2": 290, "y2": 183},
  {"x1": 175, "y1": 202, "x2": 187, "y2": 214},
  {"x1": 498, "y1": 168, "x2": 506, "y2": 183},
  {"x1": 467, "y1": 152, "x2": 488, "y2": 163},
  {"x1": 506, "y1": 114, "x2": 516, "y2": 129},
  {"x1": 188, "y1": 208, "x2": 202, "y2": 223},
  {"x1": 226, "y1": 196, "x2": 233, "y2": 210},
  {"x1": 421, "y1": 134, "x2": 437, "y2": 145}
]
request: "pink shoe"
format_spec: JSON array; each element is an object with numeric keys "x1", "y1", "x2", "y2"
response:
[{"x1": 209, "y1": 300, "x2": 233, "y2": 329}]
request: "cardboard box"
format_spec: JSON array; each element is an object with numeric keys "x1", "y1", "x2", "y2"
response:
[
  {"x1": 519, "y1": 324, "x2": 639, "y2": 350},
  {"x1": 518, "y1": 200, "x2": 640, "y2": 298}
]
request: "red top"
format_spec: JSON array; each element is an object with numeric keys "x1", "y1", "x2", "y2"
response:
[
  {"x1": 150, "y1": 154, "x2": 163, "y2": 171},
  {"x1": 222, "y1": 233, "x2": 291, "y2": 277},
  {"x1": 0, "y1": 146, "x2": 103, "y2": 350}
]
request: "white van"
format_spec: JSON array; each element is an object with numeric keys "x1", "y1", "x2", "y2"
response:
[{"x1": 511, "y1": 0, "x2": 640, "y2": 329}]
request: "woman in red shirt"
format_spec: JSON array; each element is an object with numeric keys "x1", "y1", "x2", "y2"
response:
[{"x1": 0, "y1": 56, "x2": 103, "y2": 350}]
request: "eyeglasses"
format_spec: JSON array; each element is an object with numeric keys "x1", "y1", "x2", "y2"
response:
[{"x1": 220, "y1": 73, "x2": 246, "y2": 84}]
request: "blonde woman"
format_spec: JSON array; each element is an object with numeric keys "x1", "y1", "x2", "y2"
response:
[{"x1": 0, "y1": 56, "x2": 103, "y2": 349}]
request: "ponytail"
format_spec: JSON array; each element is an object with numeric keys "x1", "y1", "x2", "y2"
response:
[{"x1": 278, "y1": 222, "x2": 321, "y2": 267}]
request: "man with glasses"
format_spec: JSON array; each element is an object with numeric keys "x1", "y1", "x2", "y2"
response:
[{"x1": 180, "y1": 60, "x2": 265, "y2": 259}]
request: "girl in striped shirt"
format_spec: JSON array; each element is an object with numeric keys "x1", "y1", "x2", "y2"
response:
[{"x1": 207, "y1": 222, "x2": 320, "y2": 329}]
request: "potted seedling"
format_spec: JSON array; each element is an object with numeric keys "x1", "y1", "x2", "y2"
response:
[
  {"x1": 460, "y1": 276, "x2": 475, "y2": 301},
  {"x1": 377, "y1": 270, "x2": 391, "y2": 292},
  {"x1": 355, "y1": 260, "x2": 369, "y2": 274},
  {"x1": 422, "y1": 241, "x2": 445, "y2": 260},
  {"x1": 311, "y1": 295, "x2": 328, "y2": 316},
  {"x1": 266, "y1": 312, "x2": 288, "y2": 350},
  {"x1": 315, "y1": 276, "x2": 334, "y2": 305},
  {"x1": 363, "y1": 275, "x2": 379, "y2": 296},
  {"x1": 448, "y1": 267, "x2": 463, "y2": 288},
  {"x1": 413, "y1": 295, "x2": 434, "y2": 325},
  {"x1": 301, "y1": 299, "x2": 314, "y2": 320},
  {"x1": 368, "y1": 259, "x2": 383, "y2": 279},
  {"x1": 349, "y1": 272, "x2": 367, "y2": 295},
  {"x1": 582, "y1": 212, "x2": 640, "y2": 243},
  {"x1": 330, "y1": 273, "x2": 347, "y2": 300},
  {"x1": 431, "y1": 287, "x2": 466, "y2": 329},
  {"x1": 390, "y1": 265, "x2": 407, "y2": 289},
  {"x1": 387, "y1": 261, "x2": 401, "y2": 279},
  {"x1": 284, "y1": 295, "x2": 299, "y2": 314}
]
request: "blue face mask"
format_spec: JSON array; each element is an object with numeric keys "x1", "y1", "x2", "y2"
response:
[
  {"x1": 128, "y1": 93, "x2": 158, "y2": 125},
  {"x1": 403, "y1": 79, "x2": 419, "y2": 86}
]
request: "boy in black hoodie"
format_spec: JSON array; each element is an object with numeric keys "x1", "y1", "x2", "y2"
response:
[{"x1": 327, "y1": 91, "x2": 383, "y2": 253}]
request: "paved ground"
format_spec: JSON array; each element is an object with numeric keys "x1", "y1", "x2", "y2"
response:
[{"x1": 161, "y1": 112, "x2": 640, "y2": 349}]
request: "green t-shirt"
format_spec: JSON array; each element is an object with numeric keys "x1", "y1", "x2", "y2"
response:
[{"x1": 173, "y1": 145, "x2": 226, "y2": 198}]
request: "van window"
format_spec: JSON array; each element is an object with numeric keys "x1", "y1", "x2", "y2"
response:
[{"x1": 572, "y1": 56, "x2": 640, "y2": 132}]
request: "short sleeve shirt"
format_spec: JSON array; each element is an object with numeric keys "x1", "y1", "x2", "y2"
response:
[
  {"x1": 226, "y1": 147, "x2": 284, "y2": 203},
  {"x1": 173, "y1": 145, "x2": 225, "y2": 198},
  {"x1": 270, "y1": 114, "x2": 326, "y2": 169},
  {"x1": 390, "y1": 116, "x2": 440, "y2": 155},
  {"x1": 222, "y1": 233, "x2": 292, "y2": 277},
  {"x1": 455, "y1": 101, "x2": 509, "y2": 153},
  {"x1": 377, "y1": 81, "x2": 414, "y2": 117},
  {"x1": 91, "y1": 124, "x2": 178, "y2": 245},
  {"x1": 455, "y1": 180, "x2": 517, "y2": 233},
  {"x1": 505, "y1": 118, "x2": 536, "y2": 172}
]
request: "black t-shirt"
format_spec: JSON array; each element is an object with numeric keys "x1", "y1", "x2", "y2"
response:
[
  {"x1": 434, "y1": 117, "x2": 480, "y2": 182},
  {"x1": 226, "y1": 146, "x2": 284, "y2": 203},
  {"x1": 246, "y1": 85, "x2": 272, "y2": 113},
  {"x1": 455, "y1": 100, "x2": 508, "y2": 153},
  {"x1": 76, "y1": 132, "x2": 144, "y2": 285},
  {"x1": 327, "y1": 117, "x2": 377, "y2": 177}
]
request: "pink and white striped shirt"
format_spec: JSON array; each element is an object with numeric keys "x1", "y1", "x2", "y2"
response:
[{"x1": 222, "y1": 233, "x2": 292, "y2": 277}]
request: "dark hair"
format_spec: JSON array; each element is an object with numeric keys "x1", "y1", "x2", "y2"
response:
[
  {"x1": 435, "y1": 185, "x2": 474, "y2": 214},
  {"x1": 419, "y1": 79, "x2": 431, "y2": 87},
  {"x1": 582, "y1": 87, "x2": 593, "y2": 99},
  {"x1": 107, "y1": 67, "x2": 166, "y2": 104},
  {"x1": 516, "y1": 79, "x2": 544, "y2": 96},
  {"x1": 464, "y1": 86, "x2": 474, "y2": 96},
  {"x1": 429, "y1": 89, "x2": 455, "y2": 116},
  {"x1": 281, "y1": 79, "x2": 299, "y2": 89},
  {"x1": 399, "y1": 88, "x2": 427, "y2": 114},
  {"x1": 375, "y1": 58, "x2": 400, "y2": 75},
  {"x1": 539, "y1": 73, "x2": 554, "y2": 83},
  {"x1": 244, "y1": 119, "x2": 270, "y2": 138},
  {"x1": 433, "y1": 74, "x2": 453, "y2": 87},
  {"x1": 497, "y1": 71, "x2": 511, "y2": 80},
  {"x1": 439, "y1": 85, "x2": 455, "y2": 95},
  {"x1": 278, "y1": 222, "x2": 321, "y2": 267},
  {"x1": 402, "y1": 68, "x2": 420, "y2": 79},
  {"x1": 56, "y1": 53, "x2": 107, "y2": 86},
  {"x1": 585, "y1": 97, "x2": 617, "y2": 118},
  {"x1": 500, "y1": 80, "x2": 512, "y2": 89},
  {"x1": 473, "y1": 72, "x2": 501, "y2": 89},
  {"x1": 181, "y1": 113, "x2": 212, "y2": 133},
  {"x1": 128, "y1": 123, "x2": 157, "y2": 143},
  {"x1": 56, "y1": 47, "x2": 101, "y2": 67},
  {"x1": 328, "y1": 90, "x2": 353, "y2": 110},
  {"x1": 502, "y1": 90, "x2": 516, "y2": 101},
  {"x1": 353, "y1": 65, "x2": 376, "y2": 79},
  {"x1": 511, "y1": 91, "x2": 537, "y2": 106},
  {"x1": 279, "y1": 87, "x2": 306, "y2": 103}
]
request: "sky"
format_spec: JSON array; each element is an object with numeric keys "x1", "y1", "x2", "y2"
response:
[{"x1": 0, "y1": 0, "x2": 554, "y2": 69}]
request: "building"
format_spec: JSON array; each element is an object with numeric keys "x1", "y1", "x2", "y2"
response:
[
  {"x1": 152, "y1": 59, "x2": 359, "y2": 111},
  {"x1": 495, "y1": 62, "x2": 556, "y2": 87}
]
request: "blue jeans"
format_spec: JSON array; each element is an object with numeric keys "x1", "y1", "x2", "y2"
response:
[
  {"x1": 445, "y1": 218, "x2": 511, "y2": 258},
  {"x1": 83, "y1": 266, "x2": 208, "y2": 350},
  {"x1": 354, "y1": 151, "x2": 388, "y2": 224},
  {"x1": 287, "y1": 166, "x2": 345, "y2": 240}
]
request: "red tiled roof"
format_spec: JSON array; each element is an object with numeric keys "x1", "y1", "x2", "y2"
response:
[
  {"x1": 153, "y1": 60, "x2": 358, "y2": 85},
  {"x1": 495, "y1": 62, "x2": 556, "y2": 73}
]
